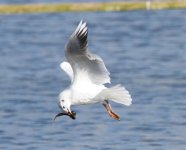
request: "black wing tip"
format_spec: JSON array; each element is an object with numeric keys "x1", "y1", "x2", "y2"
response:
[{"x1": 75, "y1": 20, "x2": 88, "y2": 49}]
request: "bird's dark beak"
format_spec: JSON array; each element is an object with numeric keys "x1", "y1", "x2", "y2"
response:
[
  {"x1": 67, "y1": 108, "x2": 72, "y2": 115},
  {"x1": 67, "y1": 110, "x2": 76, "y2": 119}
]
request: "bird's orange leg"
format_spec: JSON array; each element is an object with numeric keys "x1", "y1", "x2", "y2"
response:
[{"x1": 102, "y1": 100, "x2": 120, "y2": 120}]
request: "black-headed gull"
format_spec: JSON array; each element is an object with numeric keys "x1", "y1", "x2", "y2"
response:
[{"x1": 54, "y1": 20, "x2": 132, "y2": 121}]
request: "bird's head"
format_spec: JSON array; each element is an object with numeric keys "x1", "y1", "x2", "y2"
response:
[
  {"x1": 54, "y1": 89, "x2": 76, "y2": 120},
  {"x1": 58, "y1": 90, "x2": 72, "y2": 114}
]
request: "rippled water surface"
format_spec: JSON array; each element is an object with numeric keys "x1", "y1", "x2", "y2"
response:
[{"x1": 0, "y1": 10, "x2": 186, "y2": 150}]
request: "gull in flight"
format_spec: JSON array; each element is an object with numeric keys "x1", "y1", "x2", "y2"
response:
[{"x1": 54, "y1": 20, "x2": 132, "y2": 121}]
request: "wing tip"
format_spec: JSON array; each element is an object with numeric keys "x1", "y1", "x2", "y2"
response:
[
  {"x1": 77, "y1": 21, "x2": 88, "y2": 35},
  {"x1": 74, "y1": 19, "x2": 87, "y2": 34},
  {"x1": 74, "y1": 19, "x2": 88, "y2": 48}
]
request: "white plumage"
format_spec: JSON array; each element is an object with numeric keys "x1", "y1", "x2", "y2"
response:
[
  {"x1": 57, "y1": 20, "x2": 132, "y2": 120},
  {"x1": 60, "y1": 61, "x2": 73, "y2": 82}
]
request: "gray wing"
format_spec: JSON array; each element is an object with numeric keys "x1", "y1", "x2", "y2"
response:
[{"x1": 65, "y1": 20, "x2": 110, "y2": 85}]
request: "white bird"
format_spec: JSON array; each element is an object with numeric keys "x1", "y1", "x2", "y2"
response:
[{"x1": 54, "y1": 20, "x2": 132, "y2": 121}]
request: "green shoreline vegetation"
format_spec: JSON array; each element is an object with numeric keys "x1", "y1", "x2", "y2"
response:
[{"x1": 0, "y1": 1, "x2": 185, "y2": 14}]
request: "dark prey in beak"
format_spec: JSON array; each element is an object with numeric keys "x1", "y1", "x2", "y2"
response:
[{"x1": 54, "y1": 111, "x2": 76, "y2": 120}]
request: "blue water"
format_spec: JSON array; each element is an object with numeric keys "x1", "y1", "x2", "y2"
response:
[{"x1": 0, "y1": 10, "x2": 186, "y2": 150}]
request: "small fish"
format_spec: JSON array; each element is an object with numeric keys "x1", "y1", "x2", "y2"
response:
[{"x1": 54, "y1": 111, "x2": 76, "y2": 120}]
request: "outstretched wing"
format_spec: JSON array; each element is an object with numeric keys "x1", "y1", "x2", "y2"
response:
[
  {"x1": 60, "y1": 61, "x2": 73, "y2": 82},
  {"x1": 65, "y1": 20, "x2": 110, "y2": 85}
]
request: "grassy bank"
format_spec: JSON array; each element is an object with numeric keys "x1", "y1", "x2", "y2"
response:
[{"x1": 0, "y1": 1, "x2": 185, "y2": 14}]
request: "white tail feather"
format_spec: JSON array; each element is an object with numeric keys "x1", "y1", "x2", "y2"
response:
[{"x1": 98, "y1": 85, "x2": 132, "y2": 106}]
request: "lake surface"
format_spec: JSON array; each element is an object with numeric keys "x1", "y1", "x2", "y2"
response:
[{"x1": 0, "y1": 10, "x2": 186, "y2": 150}]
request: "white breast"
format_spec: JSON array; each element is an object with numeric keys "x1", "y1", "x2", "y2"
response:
[{"x1": 70, "y1": 82, "x2": 106, "y2": 105}]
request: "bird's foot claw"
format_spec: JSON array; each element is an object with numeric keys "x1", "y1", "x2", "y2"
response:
[
  {"x1": 108, "y1": 110, "x2": 120, "y2": 120},
  {"x1": 103, "y1": 100, "x2": 120, "y2": 121}
]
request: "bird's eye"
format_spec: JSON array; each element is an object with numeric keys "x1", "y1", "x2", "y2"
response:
[
  {"x1": 61, "y1": 100, "x2": 64, "y2": 102},
  {"x1": 62, "y1": 106, "x2": 65, "y2": 109}
]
